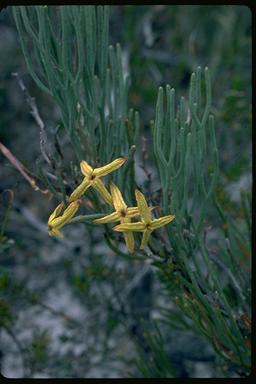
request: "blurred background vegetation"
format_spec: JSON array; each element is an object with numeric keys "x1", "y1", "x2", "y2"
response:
[{"x1": 0, "y1": 5, "x2": 251, "y2": 378}]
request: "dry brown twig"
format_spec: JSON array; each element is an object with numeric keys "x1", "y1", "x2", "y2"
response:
[
  {"x1": 0, "y1": 72, "x2": 57, "y2": 198},
  {"x1": 0, "y1": 141, "x2": 51, "y2": 198}
]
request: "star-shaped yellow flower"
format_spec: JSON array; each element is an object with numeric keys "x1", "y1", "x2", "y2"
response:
[
  {"x1": 68, "y1": 157, "x2": 126, "y2": 205},
  {"x1": 93, "y1": 182, "x2": 140, "y2": 253},
  {"x1": 113, "y1": 189, "x2": 175, "y2": 249},
  {"x1": 48, "y1": 200, "x2": 81, "y2": 238}
]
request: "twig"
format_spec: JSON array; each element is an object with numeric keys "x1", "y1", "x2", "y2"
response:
[
  {"x1": 12, "y1": 72, "x2": 52, "y2": 167},
  {"x1": 44, "y1": 171, "x2": 69, "y2": 185},
  {"x1": 3, "y1": 326, "x2": 31, "y2": 378},
  {"x1": 68, "y1": 213, "x2": 105, "y2": 225},
  {"x1": 9, "y1": 73, "x2": 75, "y2": 194},
  {"x1": 209, "y1": 253, "x2": 248, "y2": 307},
  {"x1": 0, "y1": 141, "x2": 51, "y2": 198}
]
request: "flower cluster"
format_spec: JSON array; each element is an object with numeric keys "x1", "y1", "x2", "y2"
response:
[{"x1": 47, "y1": 157, "x2": 175, "y2": 252}]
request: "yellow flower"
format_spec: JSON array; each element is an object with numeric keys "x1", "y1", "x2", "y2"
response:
[
  {"x1": 93, "y1": 182, "x2": 140, "y2": 253},
  {"x1": 69, "y1": 157, "x2": 126, "y2": 205},
  {"x1": 48, "y1": 200, "x2": 81, "y2": 238},
  {"x1": 113, "y1": 189, "x2": 175, "y2": 249}
]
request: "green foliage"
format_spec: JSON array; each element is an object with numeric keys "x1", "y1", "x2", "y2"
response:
[
  {"x1": 147, "y1": 38, "x2": 250, "y2": 377},
  {"x1": 0, "y1": 298, "x2": 14, "y2": 327},
  {"x1": 10, "y1": 5, "x2": 251, "y2": 378},
  {"x1": 29, "y1": 330, "x2": 50, "y2": 372},
  {"x1": 12, "y1": 6, "x2": 139, "y2": 206},
  {"x1": 152, "y1": 67, "x2": 218, "y2": 234},
  {"x1": 0, "y1": 190, "x2": 15, "y2": 253},
  {"x1": 135, "y1": 322, "x2": 176, "y2": 378}
]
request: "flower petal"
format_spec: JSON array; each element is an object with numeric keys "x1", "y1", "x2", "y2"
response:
[
  {"x1": 113, "y1": 221, "x2": 145, "y2": 232},
  {"x1": 69, "y1": 178, "x2": 91, "y2": 201},
  {"x1": 127, "y1": 206, "x2": 155, "y2": 217},
  {"x1": 94, "y1": 157, "x2": 126, "y2": 177},
  {"x1": 50, "y1": 200, "x2": 81, "y2": 229},
  {"x1": 135, "y1": 189, "x2": 151, "y2": 222},
  {"x1": 151, "y1": 215, "x2": 176, "y2": 229},
  {"x1": 140, "y1": 229, "x2": 152, "y2": 249},
  {"x1": 48, "y1": 202, "x2": 64, "y2": 225},
  {"x1": 127, "y1": 207, "x2": 140, "y2": 217},
  {"x1": 93, "y1": 211, "x2": 119, "y2": 224},
  {"x1": 80, "y1": 160, "x2": 93, "y2": 176},
  {"x1": 110, "y1": 182, "x2": 127, "y2": 211},
  {"x1": 123, "y1": 231, "x2": 135, "y2": 253},
  {"x1": 93, "y1": 178, "x2": 113, "y2": 206},
  {"x1": 48, "y1": 227, "x2": 64, "y2": 238}
]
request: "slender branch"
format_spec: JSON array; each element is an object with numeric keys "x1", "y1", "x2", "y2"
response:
[
  {"x1": 12, "y1": 72, "x2": 52, "y2": 167},
  {"x1": 0, "y1": 141, "x2": 51, "y2": 197},
  {"x1": 3, "y1": 326, "x2": 31, "y2": 378}
]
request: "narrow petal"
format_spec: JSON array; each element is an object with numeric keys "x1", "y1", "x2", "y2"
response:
[
  {"x1": 127, "y1": 207, "x2": 140, "y2": 217},
  {"x1": 126, "y1": 206, "x2": 155, "y2": 218},
  {"x1": 93, "y1": 211, "x2": 119, "y2": 224},
  {"x1": 48, "y1": 202, "x2": 64, "y2": 225},
  {"x1": 62, "y1": 200, "x2": 81, "y2": 217},
  {"x1": 50, "y1": 200, "x2": 81, "y2": 229},
  {"x1": 110, "y1": 182, "x2": 127, "y2": 211},
  {"x1": 80, "y1": 160, "x2": 93, "y2": 176},
  {"x1": 123, "y1": 231, "x2": 135, "y2": 253},
  {"x1": 69, "y1": 178, "x2": 91, "y2": 201},
  {"x1": 113, "y1": 221, "x2": 145, "y2": 232},
  {"x1": 94, "y1": 157, "x2": 126, "y2": 177},
  {"x1": 140, "y1": 229, "x2": 152, "y2": 249},
  {"x1": 120, "y1": 216, "x2": 129, "y2": 224},
  {"x1": 93, "y1": 178, "x2": 113, "y2": 205},
  {"x1": 48, "y1": 227, "x2": 64, "y2": 238},
  {"x1": 151, "y1": 215, "x2": 176, "y2": 229},
  {"x1": 135, "y1": 189, "x2": 151, "y2": 222}
]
